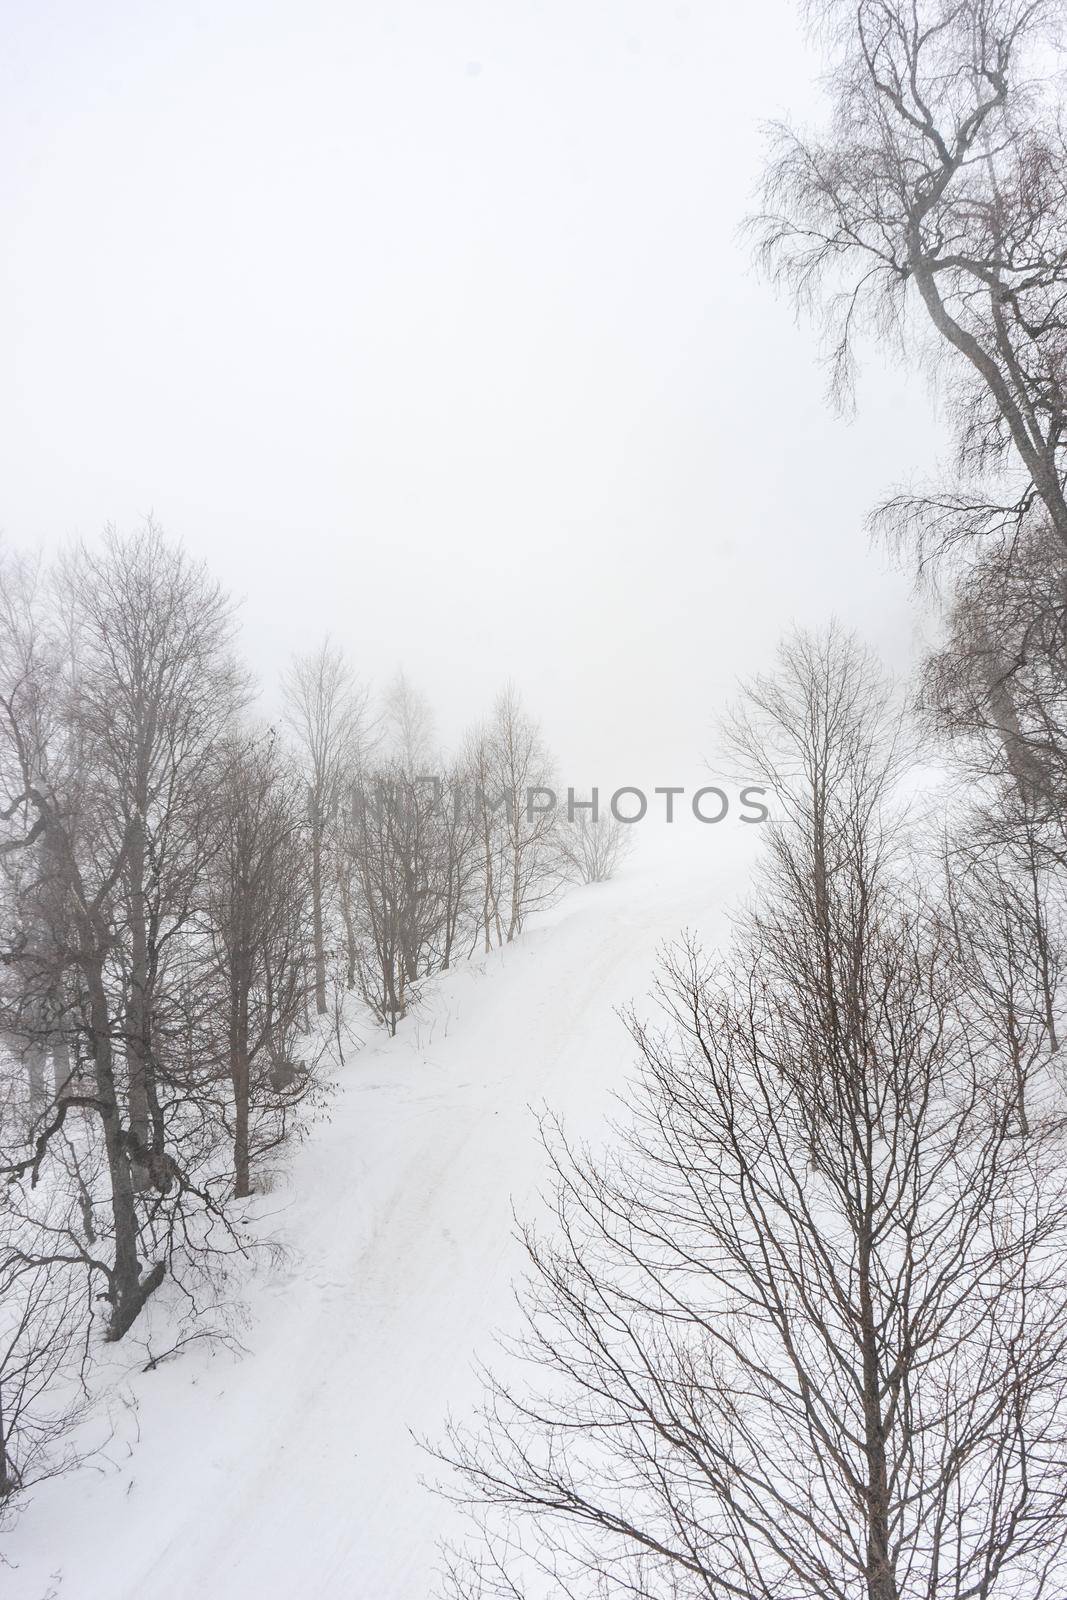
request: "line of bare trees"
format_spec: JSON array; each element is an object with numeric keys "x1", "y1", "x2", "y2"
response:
[
  {"x1": 437, "y1": 5, "x2": 1067, "y2": 1596},
  {"x1": 289, "y1": 658, "x2": 626, "y2": 1034},
  {"x1": 0, "y1": 527, "x2": 326, "y2": 1508},
  {"x1": 0, "y1": 527, "x2": 604, "y2": 1515}
]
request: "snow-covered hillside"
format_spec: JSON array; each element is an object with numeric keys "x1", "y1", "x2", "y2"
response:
[{"x1": 2, "y1": 831, "x2": 756, "y2": 1600}]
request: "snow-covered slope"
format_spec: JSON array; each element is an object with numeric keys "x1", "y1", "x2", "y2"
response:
[{"x1": 2, "y1": 831, "x2": 755, "y2": 1600}]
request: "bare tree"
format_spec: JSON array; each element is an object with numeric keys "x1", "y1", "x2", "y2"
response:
[
  {"x1": 283, "y1": 640, "x2": 369, "y2": 1015},
  {"x1": 465, "y1": 724, "x2": 508, "y2": 954},
  {"x1": 0, "y1": 545, "x2": 159, "y2": 1340},
  {"x1": 436, "y1": 761, "x2": 481, "y2": 970},
  {"x1": 470, "y1": 681, "x2": 563, "y2": 940},
  {"x1": 923, "y1": 528, "x2": 1067, "y2": 857},
  {"x1": 59, "y1": 524, "x2": 245, "y2": 1185},
  {"x1": 754, "y1": 0, "x2": 1067, "y2": 862},
  {"x1": 383, "y1": 670, "x2": 436, "y2": 773},
  {"x1": 755, "y1": 0, "x2": 1067, "y2": 554},
  {"x1": 558, "y1": 794, "x2": 633, "y2": 885},
  {"x1": 0, "y1": 1252, "x2": 91, "y2": 1514},
  {"x1": 204, "y1": 732, "x2": 314, "y2": 1197},
  {"x1": 345, "y1": 763, "x2": 447, "y2": 1032}
]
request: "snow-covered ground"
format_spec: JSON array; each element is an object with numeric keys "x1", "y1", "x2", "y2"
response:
[{"x1": 2, "y1": 827, "x2": 757, "y2": 1600}]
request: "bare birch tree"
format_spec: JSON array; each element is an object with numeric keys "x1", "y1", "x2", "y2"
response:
[
  {"x1": 755, "y1": 0, "x2": 1067, "y2": 554},
  {"x1": 205, "y1": 732, "x2": 313, "y2": 1197},
  {"x1": 459, "y1": 690, "x2": 564, "y2": 954},
  {"x1": 383, "y1": 670, "x2": 436, "y2": 773},
  {"x1": 283, "y1": 639, "x2": 369, "y2": 1015}
]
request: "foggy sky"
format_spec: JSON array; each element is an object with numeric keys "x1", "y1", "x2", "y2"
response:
[{"x1": 1, "y1": 0, "x2": 944, "y2": 789}]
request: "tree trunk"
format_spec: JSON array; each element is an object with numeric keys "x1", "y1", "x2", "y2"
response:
[
  {"x1": 85, "y1": 955, "x2": 161, "y2": 1341},
  {"x1": 231, "y1": 970, "x2": 252, "y2": 1199},
  {"x1": 126, "y1": 812, "x2": 153, "y2": 1189},
  {"x1": 508, "y1": 835, "x2": 521, "y2": 942},
  {"x1": 0, "y1": 1384, "x2": 14, "y2": 1500},
  {"x1": 311, "y1": 810, "x2": 327, "y2": 1014},
  {"x1": 859, "y1": 1228, "x2": 898, "y2": 1600},
  {"x1": 338, "y1": 870, "x2": 357, "y2": 989}
]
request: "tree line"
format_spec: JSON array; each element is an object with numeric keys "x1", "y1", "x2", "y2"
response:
[{"x1": 0, "y1": 528, "x2": 626, "y2": 1507}]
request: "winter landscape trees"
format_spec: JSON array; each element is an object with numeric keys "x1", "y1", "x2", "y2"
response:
[
  {"x1": 3, "y1": 0, "x2": 1067, "y2": 1592},
  {"x1": 434, "y1": 3, "x2": 1067, "y2": 1596},
  {"x1": 439, "y1": 630, "x2": 1067, "y2": 1600},
  {"x1": 0, "y1": 525, "x2": 586, "y2": 1509}
]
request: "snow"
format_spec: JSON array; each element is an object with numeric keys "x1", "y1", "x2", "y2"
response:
[{"x1": 1, "y1": 827, "x2": 756, "y2": 1600}]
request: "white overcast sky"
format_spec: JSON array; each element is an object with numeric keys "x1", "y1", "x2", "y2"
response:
[{"x1": 1, "y1": 0, "x2": 944, "y2": 786}]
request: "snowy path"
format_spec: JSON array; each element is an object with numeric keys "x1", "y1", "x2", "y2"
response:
[{"x1": 3, "y1": 835, "x2": 753, "y2": 1600}]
